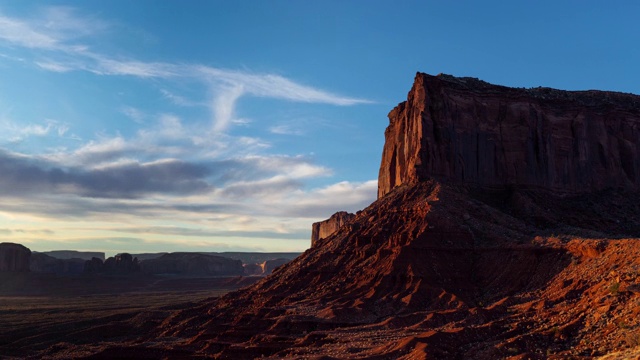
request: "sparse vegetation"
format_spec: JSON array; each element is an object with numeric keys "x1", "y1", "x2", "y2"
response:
[
  {"x1": 618, "y1": 321, "x2": 629, "y2": 330},
  {"x1": 610, "y1": 281, "x2": 621, "y2": 296}
]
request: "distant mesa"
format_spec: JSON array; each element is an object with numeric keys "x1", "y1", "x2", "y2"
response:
[
  {"x1": 30, "y1": 253, "x2": 85, "y2": 274},
  {"x1": 139, "y1": 252, "x2": 244, "y2": 276},
  {"x1": 0, "y1": 240, "x2": 297, "y2": 280},
  {"x1": 40, "y1": 250, "x2": 105, "y2": 261},
  {"x1": 0, "y1": 242, "x2": 31, "y2": 272},
  {"x1": 206, "y1": 252, "x2": 301, "y2": 265}
]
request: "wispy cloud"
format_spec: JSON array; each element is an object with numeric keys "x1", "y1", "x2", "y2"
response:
[
  {"x1": 0, "y1": 7, "x2": 370, "y2": 134},
  {"x1": 0, "y1": 14, "x2": 59, "y2": 49},
  {"x1": 283, "y1": 180, "x2": 378, "y2": 217},
  {"x1": 0, "y1": 6, "x2": 105, "y2": 50},
  {"x1": 0, "y1": 228, "x2": 55, "y2": 235},
  {"x1": 35, "y1": 60, "x2": 73, "y2": 72},
  {"x1": 120, "y1": 106, "x2": 146, "y2": 124},
  {"x1": 212, "y1": 83, "x2": 244, "y2": 132},
  {"x1": 269, "y1": 124, "x2": 305, "y2": 136},
  {"x1": 159, "y1": 89, "x2": 200, "y2": 107},
  {"x1": 0, "y1": 6, "x2": 377, "y2": 253},
  {"x1": 1, "y1": 118, "x2": 69, "y2": 142}
]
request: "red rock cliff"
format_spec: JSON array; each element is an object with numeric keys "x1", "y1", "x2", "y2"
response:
[
  {"x1": 378, "y1": 73, "x2": 640, "y2": 198},
  {"x1": 310, "y1": 211, "x2": 355, "y2": 247}
]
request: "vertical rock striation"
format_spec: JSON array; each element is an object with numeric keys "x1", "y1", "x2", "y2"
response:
[
  {"x1": 0, "y1": 242, "x2": 31, "y2": 272},
  {"x1": 378, "y1": 73, "x2": 640, "y2": 198}
]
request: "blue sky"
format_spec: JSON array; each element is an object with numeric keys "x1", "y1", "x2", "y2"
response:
[{"x1": 0, "y1": 1, "x2": 638, "y2": 255}]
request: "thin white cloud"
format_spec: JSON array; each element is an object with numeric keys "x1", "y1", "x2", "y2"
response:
[
  {"x1": 40, "y1": 6, "x2": 108, "y2": 38},
  {"x1": 197, "y1": 66, "x2": 372, "y2": 105},
  {"x1": 285, "y1": 180, "x2": 378, "y2": 218},
  {"x1": 0, "y1": 6, "x2": 106, "y2": 51},
  {"x1": 35, "y1": 60, "x2": 73, "y2": 72},
  {"x1": 121, "y1": 106, "x2": 146, "y2": 124},
  {"x1": 89, "y1": 56, "x2": 179, "y2": 78},
  {"x1": 0, "y1": 118, "x2": 70, "y2": 142},
  {"x1": 212, "y1": 84, "x2": 244, "y2": 132},
  {"x1": 0, "y1": 8, "x2": 371, "y2": 134},
  {"x1": 269, "y1": 124, "x2": 305, "y2": 136},
  {"x1": 159, "y1": 89, "x2": 200, "y2": 107},
  {"x1": 0, "y1": 15, "x2": 59, "y2": 49}
]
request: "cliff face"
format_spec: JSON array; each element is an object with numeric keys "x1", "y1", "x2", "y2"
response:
[
  {"x1": 0, "y1": 242, "x2": 31, "y2": 272},
  {"x1": 378, "y1": 73, "x2": 640, "y2": 198},
  {"x1": 310, "y1": 211, "x2": 355, "y2": 247}
]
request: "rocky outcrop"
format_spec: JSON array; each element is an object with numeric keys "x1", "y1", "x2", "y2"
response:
[
  {"x1": 0, "y1": 243, "x2": 31, "y2": 272},
  {"x1": 378, "y1": 73, "x2": 640, "y2": 198},
  {"x1": 104, "y1": 253, "x2": 140, "y2": 273},
  {"x1": 83, "y1": 257, "x2": 104, "y2": 273},
  {"x1": 83, "y1": 253, "x2": 140, "y2": 274},
  {"x1": 311, "y1": 211, "x2": 355, "y2": 246},
  {"x1": 140, "y1": 253, "x2": 243, "y2": 276},
  {"x1": 261, "y1": 258, "x2": 290, "y2": 275},
  {"x1": 243, "y1": 263, "x2": 263, "y2": 276},
  {"x1": 30, "y1": 253, "x2": 85, "y2": 274}
]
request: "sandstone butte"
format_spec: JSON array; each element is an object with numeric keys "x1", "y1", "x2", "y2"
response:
[
  {"x1": 0, "y1": 242, "x2": 31, "y2": 272},
  {"x1": 379, "y1": 73, "x2": 640, "y2": 198},
  {"x1": 20, "y1": 73, "x2": 640, "y2": 359}
]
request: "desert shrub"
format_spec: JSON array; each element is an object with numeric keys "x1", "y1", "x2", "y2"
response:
[{"x1": 609, "y1": 281, "x2": 620, "y2": 296}]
